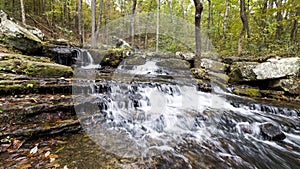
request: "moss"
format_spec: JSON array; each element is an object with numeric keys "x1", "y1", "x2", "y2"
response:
[
  {"x1": 234, "y1": 86, "x2": 262, "y2": 98},
  {"x1": 22, "y1": 61, "x2": 73, "y2": 77},
  {"x1": 0, "y1": 80, "x2": 39, "y2": 95}
]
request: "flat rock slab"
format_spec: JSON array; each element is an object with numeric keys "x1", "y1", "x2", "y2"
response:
[{"x1": 253, "y1": 57, "x2": 300, "y2": 80}]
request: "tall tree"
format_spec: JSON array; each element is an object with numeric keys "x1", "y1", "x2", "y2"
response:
[
  {"x1": 91, "y1": 0, "x2": 96, "y2": 48},
  {"x1": 206, "y1": 0, "x2": 211, "y2": 51},
  {"x1": 238, "y1": 0, "x2": 249, "y2": 56},
  {"x1": 156, "y1": 0, "x2": 160, "y2": 52},
  {"x1": 223, "y1": 0, "x2": 229, "y2": 40},
  {"x1": 20, "y1": 0, "x2": 26, "y2": 25},
  {"x1": 193, "y1": 0, "x2": 203, "y2": 68},
  {"x1": 96, "y1": 0, "x2": 103, "y2": 43},
  {"x1": 290, "y1": 6, "x2": 299, "y2": 44},
  {"x1": 131, "y1": 0, "x2": 137, "y2": 45},
  {"x1": 78, "y1": 0, "x2": 83, "y2": 46},
  {"x1": 275, "y1": 0, "x2": 283, "y2": 42}
]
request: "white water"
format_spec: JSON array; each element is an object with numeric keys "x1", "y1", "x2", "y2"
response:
[{"x1": 74, "y1": 55, "x2": 300, "y2": 168}]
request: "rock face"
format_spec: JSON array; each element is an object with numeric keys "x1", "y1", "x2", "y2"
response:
[
  {"x1": 156, "y1": 58, "x2": 190, "y2": 69},
  {"x1": 229, "y1": 62, "x2": 259, "y2": 83},
  {"x1": 260, "y1": 123, "x2": 286, "y2": 141},
  {"x1": 200, "y1": 58, "x2": 228, "y2": 73},
  {"x1": 0, "y1": 10, "x2": 42, "y2": 54},
  {"x1": 253, "y1": 57, "x2": 300, "y2": 80},
  {"x1": 43, "y1": 45, "x2": 76, "y2": 66},
  {"x1": 269, "y1": 78, "x2": 300, "y2": 95}
]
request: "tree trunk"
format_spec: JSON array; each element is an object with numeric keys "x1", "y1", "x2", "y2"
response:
[
  {"x1": 95, "y1": 0, "x2": 103, "y2": 44},
  {"x1": 20, "y1": 0, "x2": 26, "y2": 25},
  {"x1": 131, "y1": 0, "x2": 137, "y2": 45},
  {"x1": 193, "y1": 0, "x2": 203, "y2": 68},
  {"x1": 238, "y1": 0, "x2": 247, "y2": 56},
  {"x1": 223, "y1": 0, "x2": 229, "y2": 40},
  {"x1": 290, "y1": 6, "x2": 299, "y2": 44},
  {"x1": 78, "y1": 0, "x2": 83, "y2": 47},
  {"x1": 206, "y1": 0, "x2": 211, "y2": 51},
  {"x1": 156, "y1": 0, "x2": 160, "y2": 52},
  {"x1": 91, "y1": 0, "x2": 97, "y2": 48},
  {"x1": 275, "y1": 0, "x2": 283, "y2": 42}
]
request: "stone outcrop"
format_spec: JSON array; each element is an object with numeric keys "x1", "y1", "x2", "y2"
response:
[
  {"x1": 0, "y1": 10, "x2": 42, "y2": 54},
  {"x1": 253, "y1": 57, "x2": 300, "y2": 80}
]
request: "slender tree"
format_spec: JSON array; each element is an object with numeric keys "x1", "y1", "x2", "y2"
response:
[
  {"x1": 96, "y1": 0, "x2": 103, "y2": 43},
  {"x1": 193, "y1": 0, "x2": 203, "y2": 68},
  {"x1": 238, "y1": 0, "x2": 249, "y2": 56},
  {"x1": 20, "y1": 0, "x2": 26, "y2": 25},
  {"x1": 91, "y1": 0, "x2": 96, "y2": 48},
  {"x1": 78, "y1": 0, "x2": 83, "y2": 47},
  {"x1": 223, "y1": 0, "x2": 229, "y2": 40},
  {"x1": 156, "y1": 0, "x2": 160, "y2": 52},
  {"x1": 131, "y1": 0, "x2": 137, "y2": 45}
]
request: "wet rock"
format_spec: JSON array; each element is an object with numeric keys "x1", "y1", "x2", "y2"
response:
[
  {"x1": 200, "y1": 58, "x2": 229, "y2": 73},
  {"x1": 42, "y1": 45, "x2": 76, "y2": 66},
  {"x1": 229, "y1": 62, "x2": 259, "y2": 83},
  {"x1": 208, "y1": 72, "x2": 229, "y2": 83},
  {"x1": 253, "y1": 57, "x2": 300, "y2": 80},
  {"x1": 233, "y1": 85, "x2": 262, "y2": 98},
  {"x1": 125, "y1": 55, "x2": 146, "y2": 65},
  {"x1": 0, "y1": 10, "x2": 42, "y2": 55},
  {"x1": 191, "y1": 68, "x2": 209, "y2": 80},
  {"x1": 260, "y1": 123, "x2": 286, "y2": 141},
  {"x1": 260, "y1": 90, "x2": 287, "y2": 100},
  {"x1": 268, "y1": 78, "x2": 300, "y2": 95},
  {"x1": 156, "y1": 58, "x2": 190, "y2": 69}
]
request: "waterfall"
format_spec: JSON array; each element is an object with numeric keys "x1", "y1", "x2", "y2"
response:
[
  {"x1": 74, "y1": 48, "x2": 100, "y2": 69},
  {"x1": 73, "y1": 54, "x2": 300, "y2": 168}
]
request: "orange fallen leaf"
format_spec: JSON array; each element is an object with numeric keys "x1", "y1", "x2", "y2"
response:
[{"x1": 7, "y1": 139, "x2": 25, "y2": 153}]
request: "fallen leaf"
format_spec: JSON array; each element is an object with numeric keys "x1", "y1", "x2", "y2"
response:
[
  {"x1": 50, "y1": 158, "x2": 55, "y2": 163},
  {"x1": 29, "y1": 145, "x2": 38, "y2": 155},
  {"x1": 49, "y1": 154, "x2": 58, "y2": 159},
  {"x1": 44, "y1": 151, "x2": 51, "y2": 158},
  {"x1": 7, "y1": 139, "x2": 25, "y2": 153}
]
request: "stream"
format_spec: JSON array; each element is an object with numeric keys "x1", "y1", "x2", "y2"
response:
[
  {"x1": 68, "y1": 50, "x2": 300, "y2": 168},
  {"x1": 0, "y1": 49, "x2": 299, "y2": 169}
]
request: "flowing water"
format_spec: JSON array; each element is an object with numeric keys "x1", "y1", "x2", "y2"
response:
[{"x1": 69, "y1": 51, "x2": 300, "y2": 168}]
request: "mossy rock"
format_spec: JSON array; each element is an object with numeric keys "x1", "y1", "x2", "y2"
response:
[
  {"x1": 156, "y1": 59, "x2": 190, "y2": 69},
  {"x1": 229, "y1": 62, "x2": 259, "y2": 83},
  {"x1": 191, "y1": 68, "x2": 209, "y2": 80},
  {"x1": 0, "y1": 80, "x2": 38, "y2": 95},
  {"x1": 101, "y1": 48, "x2": 127, "y2": 67},
  {"x1": 233, "y1": 85, "x2": 262, "y2": 98},
  {"x1": 125, "y1": 55, "x2": 146, "y2": 65},
  {"x1": 21, "y1": 61, "x2": 73, "y2": 77},
  {"x1": 0, "y1": 54, "x2": 51, "y2": 63},
  {"x1": 0, "y1": 54, "x2": 73, "y2": 77}
]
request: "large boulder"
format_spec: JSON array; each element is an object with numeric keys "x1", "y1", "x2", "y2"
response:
[
  {"x1": 0, "y1": 10, "x2": 42, "y2": 54},
  {"x1": 200, "y1": 58, "x2": 228, "y2": 73},
  {"x1": 229, "y1": 62, "x2": 259, "y2": 83},
  {"x1": 253, "y1": 57, "x2": 300, "y2": 80},
  {"x1": 268, "y1": 78, "x2": 300, "y2": 95}
]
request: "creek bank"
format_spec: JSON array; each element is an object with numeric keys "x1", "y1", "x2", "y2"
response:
[{"x1": 177, "y1": 51, "x2": 300, "y2": 103}]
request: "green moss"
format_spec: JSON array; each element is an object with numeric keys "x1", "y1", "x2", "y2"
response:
[{"x1": 234, "y1": 87, "x2": 262, "y2": 98}]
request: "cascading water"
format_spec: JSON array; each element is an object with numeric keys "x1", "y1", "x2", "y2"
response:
[
  {"x1": 74, "y1": 48, "x2": 101, "y2": 69},
  {"x1": 73, "y1": 53, "x2": 300, "y2": 168}
]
